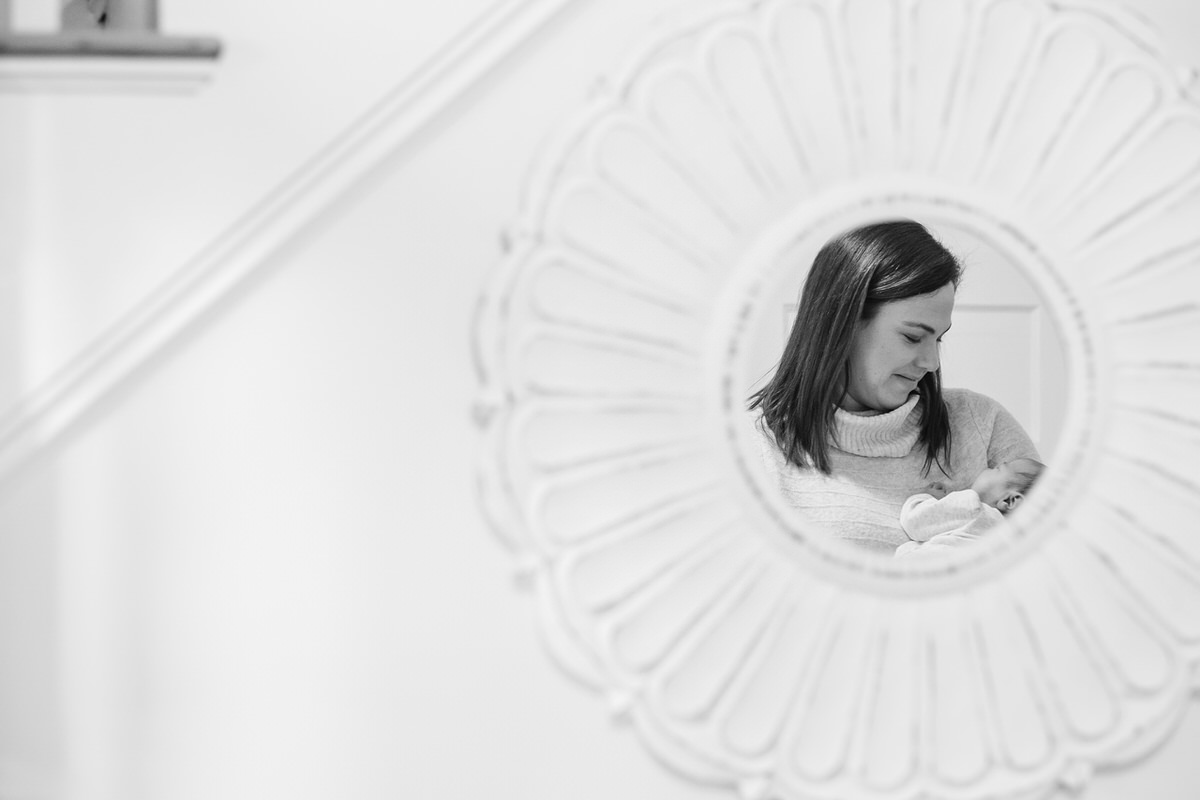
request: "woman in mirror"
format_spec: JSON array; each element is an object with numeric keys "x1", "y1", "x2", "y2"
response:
[{"x1": 750, "y1": 219, "x2": 1042, "y2": 556}]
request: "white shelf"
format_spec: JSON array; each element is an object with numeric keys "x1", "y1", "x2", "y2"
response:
[{"x1": 0, "y1": 31, "x2": 219, "y2": 93}]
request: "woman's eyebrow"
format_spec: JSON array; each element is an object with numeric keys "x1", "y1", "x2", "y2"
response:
[{"x1": 901, "y1": 321, "x2": 953, "y2": 335}]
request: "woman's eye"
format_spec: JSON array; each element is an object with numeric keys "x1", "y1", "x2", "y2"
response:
[{"x1": 903, "y1": 334, "x2": 920, "y2": 344}]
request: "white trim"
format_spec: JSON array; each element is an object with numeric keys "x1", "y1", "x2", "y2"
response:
[
  {"x1": 0, "y1": 54, "x2": 216, "y2": 93},
  {"x1": 0, "y1": 0, "x2": 585, "y2": 482}
]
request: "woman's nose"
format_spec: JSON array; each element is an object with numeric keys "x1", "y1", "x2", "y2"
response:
[{"x1": 914, "y1": 341, "x2": 940, "y2": 371}]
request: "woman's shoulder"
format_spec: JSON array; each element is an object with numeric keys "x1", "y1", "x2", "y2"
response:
[
  {"x1": 940, "y1": 386, "x2": 1039, "y2": 461},
  {"x1": 941, "y1": 387, "x2": 1010, "y2": 423},
  {"x1": 940, "y1": 387, "x2": 1013, "y2": 439},
  {"x1": 750, "y1": 411, "x2": 788, "y2": 470},
  {"x1": 942, "y1": 386, "x2": 1003, "y2": 411}
]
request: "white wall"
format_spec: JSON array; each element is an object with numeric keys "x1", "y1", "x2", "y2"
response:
[{"x1": 1, "y1": 1, "x2": 1199, "y2": 798}]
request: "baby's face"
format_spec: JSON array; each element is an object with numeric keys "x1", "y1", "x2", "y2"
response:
[{"x1": 971, "y1": 458, "x2": 1039, "y2": 507}]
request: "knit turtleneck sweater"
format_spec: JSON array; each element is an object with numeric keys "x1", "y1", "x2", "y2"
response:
[
  {"x1": 755, "y1": 388, "x2": 1040, "y2": 555},
  {"x1": 832, "y1": 392, "x2": 922, "y2": 457}
]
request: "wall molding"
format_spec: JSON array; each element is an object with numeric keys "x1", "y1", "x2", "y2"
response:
[
  {"x1": 0, "y1": 0, "x2": 585, "y2": 482},
  {"x1": 0, "y1": 49, "x2": 218, "y2": 94},
  {"x1": 474, "y1": 0, "x2": 1200, "y2": 798}
]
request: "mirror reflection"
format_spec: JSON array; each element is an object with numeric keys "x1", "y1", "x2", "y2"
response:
[{"x1": 745, "y1": 219, "x2": 1066, "y2": 560}]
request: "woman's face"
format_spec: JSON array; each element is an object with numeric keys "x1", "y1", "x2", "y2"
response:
[{"x1": 841, "y1": 282, "x2": 956, "y2": 413}]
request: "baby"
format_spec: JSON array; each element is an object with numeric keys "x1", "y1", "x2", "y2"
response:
[{"x1": 894, "y1": 458, "x2": 1044, "y2": 557}]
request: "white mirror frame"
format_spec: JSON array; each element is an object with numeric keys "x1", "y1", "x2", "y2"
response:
[{"x1": 474, "y1": 0, "x2": 1200, "y2": 797}]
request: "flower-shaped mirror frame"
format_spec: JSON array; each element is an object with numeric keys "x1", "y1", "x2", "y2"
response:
[{"x1": 474, "y1": 0, "x2": 1200, "y2": 797}]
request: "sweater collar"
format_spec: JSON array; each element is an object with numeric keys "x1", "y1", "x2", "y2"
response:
[{"x1": 832, "y1": 392, "x2": 922, "y2": 457}]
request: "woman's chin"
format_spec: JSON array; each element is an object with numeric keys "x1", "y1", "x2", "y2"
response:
[{"x1": 882, "y1": 390, "x2": 917, "y2": 411}]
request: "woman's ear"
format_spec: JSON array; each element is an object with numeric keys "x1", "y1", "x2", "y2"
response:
[{"x1": 997, "y1": 492, "x2": 1025, "y2": 514}]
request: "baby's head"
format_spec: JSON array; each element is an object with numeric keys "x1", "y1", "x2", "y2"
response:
[{"x1": 971, "y1": 458, "x2": 1044, "y2": 514}]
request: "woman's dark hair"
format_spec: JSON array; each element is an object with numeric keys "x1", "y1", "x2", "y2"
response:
[{"x1": 749, "y1": 219, "x2": 962, "y2": 475}]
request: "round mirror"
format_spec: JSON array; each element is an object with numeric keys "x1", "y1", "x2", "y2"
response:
[{"x1": 729, "y1": 206, "x2": 1080, "y2": 582}]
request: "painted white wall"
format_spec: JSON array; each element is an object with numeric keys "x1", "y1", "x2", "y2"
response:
[
  {"x1": 1, "y1": 1, "x2": 1198, "y2": 798},
  {"x1": 2, "y1": 0, "x2": 497, "y2": 403}
]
